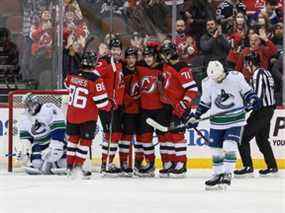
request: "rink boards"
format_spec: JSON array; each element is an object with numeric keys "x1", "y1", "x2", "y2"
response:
[{"x1": 0, "y1": 107, "x2": 284, "y2": 169}]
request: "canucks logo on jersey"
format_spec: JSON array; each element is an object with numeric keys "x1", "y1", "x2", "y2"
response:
[
  {"x1": 214, "y1": 89, "x2": 235, "y2": 110},
  {"x1": 31, "y1": 120, "x2": 48, "y2": 136}
]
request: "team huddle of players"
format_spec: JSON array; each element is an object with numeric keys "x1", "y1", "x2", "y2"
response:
[{"x1": 64, "y1": 38, "x2": 199, "y2": 178}]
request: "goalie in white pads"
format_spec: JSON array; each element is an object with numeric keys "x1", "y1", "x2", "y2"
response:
[
  {"x1": 18, "y1": 94, "x2": 66, "y2": 175},
  {"x1": 185, "y1": 61, "x2": 260, "y2": 190}
]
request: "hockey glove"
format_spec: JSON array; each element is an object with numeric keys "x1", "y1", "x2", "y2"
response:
[
  {"x1": 244, "y1": 92, "x2": 261, "y2": 112},
  {"x1": 185, "y1": 113, "x2": 199, "y2": 129},
  {"x1": 174, "y1": 100, "x2": 190, "y2": 118}
]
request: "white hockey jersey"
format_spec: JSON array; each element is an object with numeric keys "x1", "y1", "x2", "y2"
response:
[
  {"x1": 19, "y1": 103, "x2": 66, "y2": 149},
  {"x1": 200, "y1": 71, "x2": 252, "y2": 129}
]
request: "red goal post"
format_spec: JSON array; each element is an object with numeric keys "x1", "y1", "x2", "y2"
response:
[{"x1": 8, "y1": 90, "x2": 68, "y2": 172}]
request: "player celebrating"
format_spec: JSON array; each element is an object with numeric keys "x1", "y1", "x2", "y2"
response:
[
  {"x1": 18, "y1": 94, "x2": 66, "y2": 175},
  {"x1": 65, "y1": 51, "x2": 111, "y2": 178},
  {"x1": 98, "y1": 38, "x2": 125, "y2": 175},
  {"x1": 185, "y1": 60, "x2": 260, "y2": 190},
  {"x1": 135, "y1": 45, "x2": 166, "y2": 177},
  {"x1": 120, "y1": 47, "x2": 141, "y2": 176},
  {"x1": 158, "y1": 42, "x2": 198, "y2": 178}
]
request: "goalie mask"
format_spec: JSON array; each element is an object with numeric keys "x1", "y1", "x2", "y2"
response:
[
  {"x1": 207, "y1": 60, "x2": 226, "y2": 82},
  {"x1": 23, "y1": 93, "x2": 42, "y2": 116}
]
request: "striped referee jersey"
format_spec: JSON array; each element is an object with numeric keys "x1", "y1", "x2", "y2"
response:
[{"x1": 251, "y1": 68, "x2": 276, "y2": 107}]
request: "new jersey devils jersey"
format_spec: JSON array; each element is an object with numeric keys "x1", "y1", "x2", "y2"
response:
[
  {"x1": 123, "y1": 66, "x2": 140, "y2": 114},
  {"x1": 160, "y1": 62, "x2": 198, "y2": 107},
  {"x1": 65, "y1": 72, "x2": 109, "y2": 124},
  {"x1": 97, "y1": 57, "x2": 125, "y2": 106},
  {"x1": 137, "y1": 64, "x2": 163, "y2": 110}
]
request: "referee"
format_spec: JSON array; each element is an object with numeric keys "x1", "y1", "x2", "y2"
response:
[{"x1": 234, "y1": 52, "x2": 278, "y2": 177}]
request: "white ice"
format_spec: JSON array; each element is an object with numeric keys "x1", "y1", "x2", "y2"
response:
[{"x1": 0, "y1": 170, "x2": 284, "y2": 213}]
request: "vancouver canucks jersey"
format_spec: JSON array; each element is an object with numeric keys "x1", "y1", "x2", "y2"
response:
[
  {"x1": 19, "y1": 103, "x2": 66, "y2": 158},
  {"x1": 200, "y1": 71, "x2": 252, "y2": 129}
]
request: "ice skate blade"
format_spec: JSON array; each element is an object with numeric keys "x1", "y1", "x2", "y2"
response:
[
  {"x1": 259, "y1": 172, "x2": 279, "y2": 178},
  {"x1": 159, "y1": 173, "x2": 170, "y2": 178},
  {"x1": 134, "y1": 172, "x2": 155, "y2": 178},
  {"x1": 205, "y1": 184, "x2": 228, "y2": 191},
  {"x1": 101, "y1": 172, "x2": 121, "y2": 178},
  {"x1": 234, "y1": 173, "x2": 255, "y2": 179},
  {"x1": 169, "y1": 173, "x2": 187, "y2": 178},
  {"x1": 120, "y1": 172, "x2": 133, "y2": 177}
]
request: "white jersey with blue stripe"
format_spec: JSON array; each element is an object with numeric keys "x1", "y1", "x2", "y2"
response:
[{"x1": 200, "y1": 71, "x2": 252, "y2": 129}]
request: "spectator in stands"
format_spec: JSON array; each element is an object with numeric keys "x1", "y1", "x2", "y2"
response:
[
  {"x1": 63, "y1": 0, "x2": 89, "y2": 80},
  {"x1": 174, "y1": 19, "x2": 197, "y2": 64},
  {"x1": 30, "y1": 10, "x2": 53, "y2": 58},
  {"x1": 235, "y1": 30, "x2": 278, "y2": 81},
  {"x1": 30, "y1": 9, "x2": 54, "y2": 88},
  {"x1": 259, "y1": 0, "x2": 283, "y2": 26},
  {"x1": 271, "y1": 22, "x2": 283, "y2": 51},
  {"x1": 216, "y1": 0, "x2": 247, "y2": 35},
  {"x1": 227, "y1": 12, "x2": 249, "y2": 69},
  {"x1": 0, "y1": 27, "x2": 19, "y2": 82},
  {"x1": 271, "y1": 53, "x2": 283, "y2": 105},
  {"x1": 181, "y1": 0, "x2": 214, "y2": 44},
  {"x1": 200, "y1": 18, "x2": 231, "y2": 67}
]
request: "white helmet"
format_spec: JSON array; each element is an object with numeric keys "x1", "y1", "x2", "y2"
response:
[{"x1": 207, "y1": 60, "x2": 225, "y2": 82}]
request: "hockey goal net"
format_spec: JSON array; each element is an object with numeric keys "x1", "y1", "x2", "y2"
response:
[{"x1": 7, "y1": 90, "x2": 69, "y2": 172}]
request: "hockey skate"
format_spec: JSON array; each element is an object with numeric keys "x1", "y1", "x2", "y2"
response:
[
  {"x1": 134, "y1": 160, "x2": 143, "y2": 173},
  {"x1": 68, "y1": 165, "x2": 92, "y2": 180},
  {"x1": 234, "y1": 167, "x2": 254, "y2": 178},
  {"x1": 159, "y1": 162, "x2": 174, "y2": 178},
  {"x1": 205, "y1": 173, "x2": 231, "y2": 191},
  {"x1": 101, "y1": 163, "x2": 122, "y2": 177},
  {"x1": 259, "y1": 168, "x2": 278, "y2": 177},
  {"x1": 169, "y1": 162, "x2": 187, "y2": 178},
  {"x1": 120, "y1": 162, "x2": 133, "y2": 177},
  {"x1": 136, "y1": 161, "x2": 155, "y2": 177}
]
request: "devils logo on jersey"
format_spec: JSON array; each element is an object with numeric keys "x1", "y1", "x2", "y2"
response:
[
  {"x1": 215, "y1": 89, "x2": 235, "y2": 109},
  {"x1": 130, "y1": 82, "x2": 140, "y2": 99},
  {"x1": 140, "y1": 76, "x2": 157, "y2": 93}
]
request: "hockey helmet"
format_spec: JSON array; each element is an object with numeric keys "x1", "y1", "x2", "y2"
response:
[
  {"x1": 143, "y1": 45, "x2": 157, "y2": 56},
  {"x1": 109, "y1": 38, "x2": 122, "y2": 49},
  {"x1": 159, "y1": 42, "x2": 178, "y2": 62},
  {"x1": 207, "y1": 60, "x2": 225, "y2": 82},
  {"x1": 80, "y1": 51, "x2": 98, "y2": 69},
  {"x1": 125, "y1": 47, "x2": 138, "y2": 57},
  {"x1": 23, "y1": 93, "x2": 41, "y2": 116}
]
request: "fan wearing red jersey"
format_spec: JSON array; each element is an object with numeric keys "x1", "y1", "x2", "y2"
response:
[
  {"x1": 135, "y1": 45, "x2": 168, "y2": 177},
  {"x1": 158, "y1": 42, "x2": 198, "y2": 178},
  {"x1": 120, "y1": 47, "x2": 141, "y2": 176},
  {"x1": 97, "y1": 38, "x2": 126, "y2": 175},
  {"x1": 64, "y1": 51, "x2": 111, "y2": 178}
]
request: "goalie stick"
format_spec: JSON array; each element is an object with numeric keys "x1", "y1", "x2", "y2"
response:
[{"x1": 146, "y1": 106, "x2": 246, "y2": 132}]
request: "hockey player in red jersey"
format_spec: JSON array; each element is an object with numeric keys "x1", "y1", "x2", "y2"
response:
[
  {"x1": 121, "y1": 47, "x2": 141, "y2": 176},
  {"x1": 135, "y1": 45, "x2": 168, "y2": 177},
  {"x1": 158, "y1": 42, "x2": 198, "y2": 177},
  {"x1": 64, "y1": 51, "x2": 111, "y2": 178},
  {"x1": 98, "y1": 38, "x2": 125, "y2": 175}
]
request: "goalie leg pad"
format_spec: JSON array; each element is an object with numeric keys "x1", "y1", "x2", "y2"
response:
[{"x1": 42, "y1": 140, "x2": 65, "y2": 163}]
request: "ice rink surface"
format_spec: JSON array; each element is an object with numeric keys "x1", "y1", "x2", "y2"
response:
[{"x1": 0, "y1": 170, "x2": 284, "y2": 213}]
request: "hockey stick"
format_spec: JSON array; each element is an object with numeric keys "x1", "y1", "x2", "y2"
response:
[
  {"x1": 146, "y1": 106, "x2": 246, "y2": 132},
  {"x1": 105, "y1": 56, "x2": 117, "y2": 171}
]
